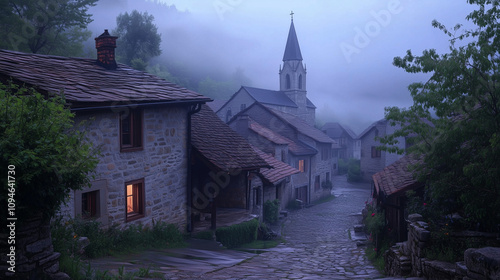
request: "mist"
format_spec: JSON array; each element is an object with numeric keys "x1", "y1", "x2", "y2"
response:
[{"x1": 85, "y1": 0, "x2": 476, "y2": 134}]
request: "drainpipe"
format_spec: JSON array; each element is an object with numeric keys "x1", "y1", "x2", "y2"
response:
[
  {"x1": 308, "y1": 156, "x2": 312, "y2": 205},
  {"x1": 186, "y1": 103, "x2": 202, "y2": 232}
]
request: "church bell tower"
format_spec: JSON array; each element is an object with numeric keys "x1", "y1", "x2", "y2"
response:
[{"x1": 279, "y1": 12, "x2": 307, "y2": 111}]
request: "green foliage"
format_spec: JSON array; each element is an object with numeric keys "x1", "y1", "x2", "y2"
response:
[
  {"x1": 0, "y1": 0, "x2": 97, "y2": 56},
  {"x1": 52, "y1": 217, "x2": 185, "y2": 260},
  {"x1": 263, "y1": 199, "x2": 280, "y2": 225},
  {"x1": 215, "y1": 219, "x2": 259, "y2": 248},
  {"x1": 364, "y1": 206, "x2": 385, "y2": 238},
  {"x1": 0, "y1": 82, "x2": 99, "y2": 227},
  {"x1": 379, "y1": 1, "x2": 500, "y2": 232},
  {"x1": 338, "y1": 158, "x2": 348, "y2": 175},
  {"x1": 113, "y1": 10, "x2": 162, "y2": 68},
  {"x1": 321, "y1": 180, "x2": 333, "y2": 190},
  {"x1": 347, "y1": 158, "x2": 362, "y2": 182}
]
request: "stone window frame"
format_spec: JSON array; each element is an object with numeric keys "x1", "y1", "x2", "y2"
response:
[
  {"x1": 74, "y1": 180, "x2": 108, "y2": 226},
  {"x1": 120, "y1": 108, "x2": 143, "y2": 152},
  {"x1": 125, "y1": 178, "x2": 145, "y2": 222}
]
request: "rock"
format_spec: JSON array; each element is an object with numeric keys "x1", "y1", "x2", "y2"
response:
[
  {"x1": 464, "y1": 247, "x2": 500, "y2": 279},
  {"x1": 408, "y1": 214, "x2": 424, "y2": 223}
]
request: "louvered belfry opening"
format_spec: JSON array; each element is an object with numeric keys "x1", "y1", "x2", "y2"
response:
[{"x1": 95, "y1": 29, "x2": 118, "y2": 69}]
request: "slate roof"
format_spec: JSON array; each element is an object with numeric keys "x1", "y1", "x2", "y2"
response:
[
  {"x1": 372, "y1": 155, "x2": 423, "y2": 197},
  {"x1": 206, "y1": 99, "x2": 227, "y2": 112},
  {"x1": 247, "y1": 118, "x2": 317, "y2": 155},
  {"x1": 283, "y1": 20, "x2": 303, "y2": 61},
  {"x1": 191, "y1": 105, "x2": 270, "y2": 171},
  {"x1": 241, "y1": 86, "x2": 316, "y2": 109},
  {"x1": 358, "y1": 119, "x2": 387, "y2": 139},
  {"x1": 269, "y1": 108, "x2": 335, "y2": 144},
  {"x1": 252, "y1": 146, "x2": 300, "y2": 184},
  {"x1": 322, "y1": 122, "x2": 358, "y2": 139},
  {"x1": 0, "y1": 49, "x2": 210, "y2": 108}
]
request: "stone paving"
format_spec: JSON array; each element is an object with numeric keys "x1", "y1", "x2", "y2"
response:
[
  {"x1": 195, "y1": 175, "x2": 382, "y2": 280},
  {"x1": 91, "y1": 175, "x2": 404, "y2": 279}
]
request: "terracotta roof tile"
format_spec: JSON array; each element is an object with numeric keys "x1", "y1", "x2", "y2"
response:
[
  {"x1": 192, "y1": 105, "x2": 270, "y2": 171},
  {"x1": 252, "y1": 146, "x2": 300, "y2": 184},
  {"x1": 372, "y1": 155, "x2": 423, "y2": 196},
  {"x1": 0, "y1": 49, "x2": 210, "y2": 107}
]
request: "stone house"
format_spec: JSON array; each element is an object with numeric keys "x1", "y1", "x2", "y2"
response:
[
  {"x1": 228, "y1": 102, "x2": 335, "y2": 205},
  {"x1": 358, "y1": 119, "x2": 405, "y2": 181},
  {"x1": 322, "y1": 122, "x2": 360, "y2": 160},
  {"x1": 0, "y1": 30, "x2": 211, "y2": 231},
  {"x1": 190, "y1": 104, "x2": 270, "y2": 229},
  {"x1": 216, "y1": 18, "x2": 316, "y2": 126},
  {"x1": 372, "y1": 155, "x2": 424, "y2": 241}
]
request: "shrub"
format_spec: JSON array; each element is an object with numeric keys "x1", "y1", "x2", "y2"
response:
[
  {"x1": 338, "y1": 158, "x2": 348, "y2": 175},
  {"x1": 347, "y1": 158, "x2": 362, "y2": 182},
  {"x1": 263, "y1": 199, "x2": 280, "y2": 224},
  {"x1": 321, "y1": 180, "x2": 333, "y2": 190},
  {"x1": 215, "y1": 219, "x2": 258, "y2": 248}
]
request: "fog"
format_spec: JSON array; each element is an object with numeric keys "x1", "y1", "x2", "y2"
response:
[{"x1": 86, "y1": 0, "x2": 475, "y2": 134}]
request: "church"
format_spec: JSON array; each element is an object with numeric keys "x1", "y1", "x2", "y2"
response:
[
  {"x1": 216, "y1": 15, "x2": 316, "y2": 126},
  {"x1": 216, "y1": 16, "x2": 337, "y2": 205}
]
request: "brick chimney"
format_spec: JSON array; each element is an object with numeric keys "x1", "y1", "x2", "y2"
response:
[{"x1": 95, "y1": 29, "x2": 118, "y2": 69}]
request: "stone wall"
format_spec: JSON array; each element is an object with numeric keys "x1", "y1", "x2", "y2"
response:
[
  {"x1": 0, "y1": 215, "x2": 69, "y2": 279},
  {"x1": 59, "y1": 105, "x2": 189, "y2": 230},
  {"x1": 384, "y1": 214, "x2": 500, "y2": 279}
]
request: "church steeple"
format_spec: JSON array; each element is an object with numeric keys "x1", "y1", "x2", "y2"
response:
[
  {"x1": 280, "y1": 13, "x2": 306, "y2": 92},
  {"x1": 282, "y1": 13, "x2": 303, "y2": 61}
]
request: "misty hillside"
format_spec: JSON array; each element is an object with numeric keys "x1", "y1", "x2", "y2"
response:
[{"x1": 86, "y1": 0, "x2": 253, "y2": 101}]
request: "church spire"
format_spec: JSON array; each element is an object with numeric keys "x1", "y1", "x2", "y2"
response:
[{"x1": 282, "y1": 13, "x2": 303, "y2": 61}]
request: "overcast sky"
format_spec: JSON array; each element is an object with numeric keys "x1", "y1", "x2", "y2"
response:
[{"x1": 88, "y1": 0, "x2": 476, "y2": 134}]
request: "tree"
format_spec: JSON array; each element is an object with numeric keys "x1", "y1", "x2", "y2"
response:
[
  {"x1": 380, "y1": 0, "x2": 500, "y2": 231},
  {"x1": 113, "y1": 10, "x2": 162, "y2": 68},
  {"x1": 0, "y1": 0, "x2": 97, "y2": 56},
  {"x1": 0, "y1": 82, "x2": 99, "y2": 226}
]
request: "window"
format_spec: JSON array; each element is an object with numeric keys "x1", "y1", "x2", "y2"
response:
[
  {"x1": 314, "y1": 175, "x2": 320, "y2": 191},
  {"x1": 125, "y1": 179, "x2": 145, "y2": 221},
  {"x1": 298, "y1": 74, "x2": 302, "y2": 89},
  {"x1": 286, "y1": 74, "x2": 291, "y2": 89},
  {"x1": 371, "y1": 146, "x2": 381, "y2": 158},
  {"x1": 240, "y1": 104, "x2": 246, "y2": 111},
  {"x1": 120, "y1": 109, "x2": 143, "y2": 151},
  {"x1": 82, "y1": 190, "x2": 98, "y2": 219},
  {"x1": 298, "y1": 159, "x2": 306, "y2": 172},
  {"x1": 326, "y1": 172, "x2": 330, "y2": 182}
]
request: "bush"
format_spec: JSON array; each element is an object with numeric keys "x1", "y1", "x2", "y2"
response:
[
  {"x1": 215, "y1": 219, "x2": 258, "y2": 248},
  {"x1": 321, "y1": 180, "x2": 333, "y2": 190},
  {"x1": 263, "y1": 199, "x2": 280, "y2": 224},
  {"x1": 338, "y1": 158, "x2": 348, "y2": 175},
  {"x1": 52, "y1": 217, "x2": 184, "y2": 259},
  {"x1": 347, "y1": 158, "x2": 362, "y2": 182}
]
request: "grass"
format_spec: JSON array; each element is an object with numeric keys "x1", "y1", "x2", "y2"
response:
[
  {"x1": 52, "y1": 217, "x2": 185, "y2": 279},
  {"x1": 365, "y1": 245, "x2": 385, "y2": 273}
]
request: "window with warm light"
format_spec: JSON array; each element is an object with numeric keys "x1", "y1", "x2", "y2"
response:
[
  {"x1": 298, "y1": 159, "x2": 305, "y2": 172},
  {"x1": 125, "y1": 179, "x2": 144, "y2": 221}
]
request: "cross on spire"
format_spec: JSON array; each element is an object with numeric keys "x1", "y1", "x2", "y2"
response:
[{"x1": 290, "y1": 11, "x2": 294, "y2": 22}]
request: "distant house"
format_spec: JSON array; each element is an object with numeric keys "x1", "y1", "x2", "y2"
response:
[
  {"x1": 372, "y1": 155, "x2": 424, "y2": 241},
  {"x1": 358, "y1": 119, "x2": 405, "y2": 181},
  {"x1": 190, "y1": 105, "x2": 269, "y2": 229},
  {"x1": 322, "y1": 122, "x2": 359, "y2": 160},
  {"x1": 0, "y1": 30, "x2": 211, "y2": 230},
  {"x1": 229, "y1": 103, "x2": 336, "y2": 204},
  {"x1": 216, "y1": 19, "x2": 316, "y2": 126}
]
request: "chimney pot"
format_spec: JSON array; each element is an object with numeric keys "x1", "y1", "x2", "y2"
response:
[{"x1": 95, "y1": 29, "x2": 118, "y2": 70}]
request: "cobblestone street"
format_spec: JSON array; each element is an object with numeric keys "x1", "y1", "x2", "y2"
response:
[{"x1": 162, "y1": 175, "x2": 384, "y2": 280}]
